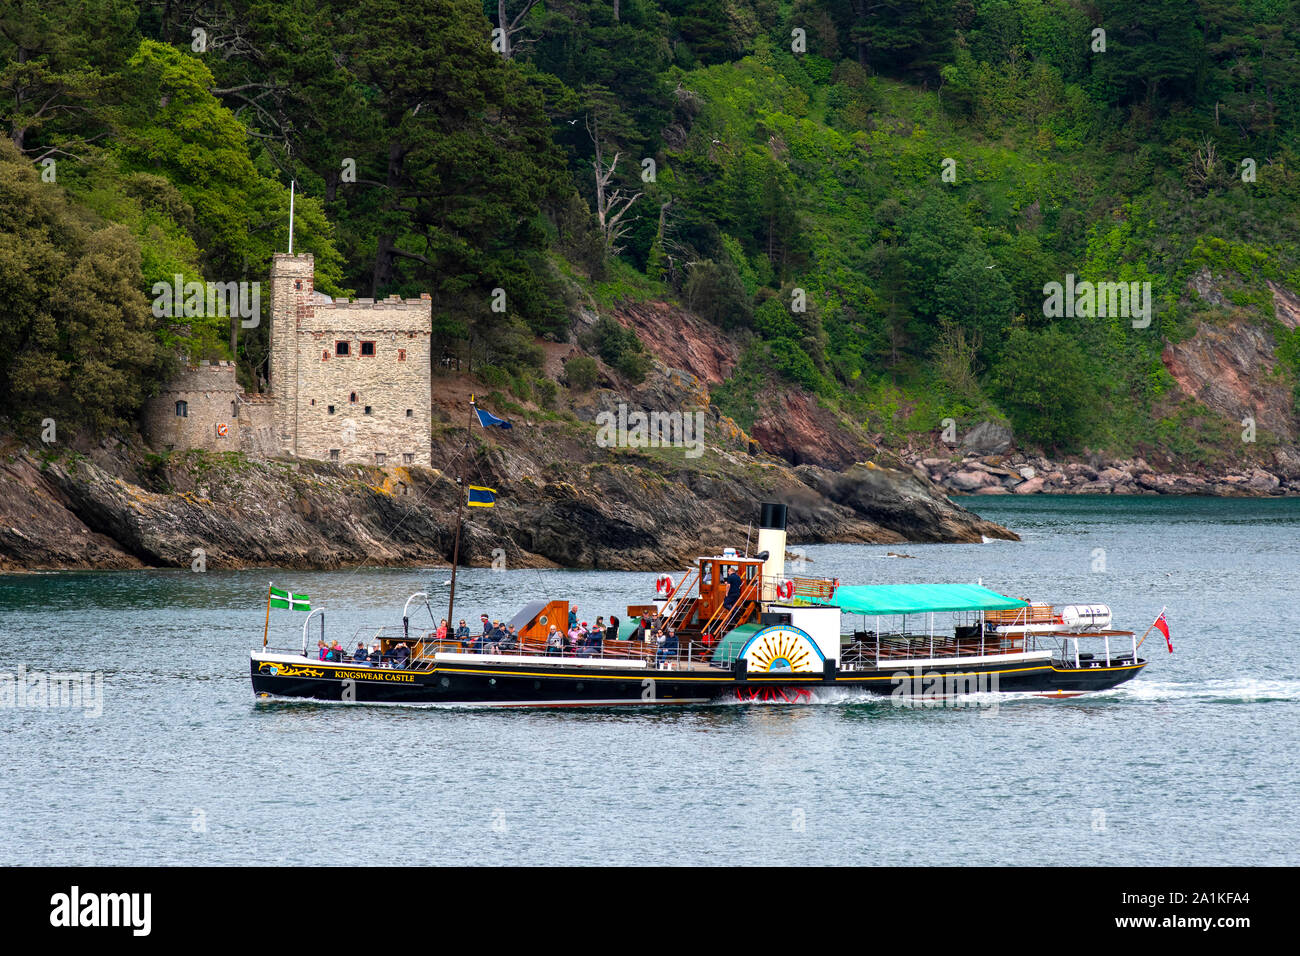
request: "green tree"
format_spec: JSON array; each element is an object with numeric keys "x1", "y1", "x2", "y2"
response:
[
  {"x1": 0, "y1": 140, "x2": 163, "y2": 436},
  {"x1": 990, "y1": 325, "x2": 1095, "y2": 452}
]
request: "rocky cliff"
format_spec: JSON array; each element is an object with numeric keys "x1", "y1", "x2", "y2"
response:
[{"x1": 0, "y1": 364, "x2": 1016, "y2": 573}]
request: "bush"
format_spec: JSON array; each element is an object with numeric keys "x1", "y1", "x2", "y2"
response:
[
  {"x1": 578, "y1": 315, "x2": 650, "y2": 384},
  {"x1": 565, "y1": 356, "x2": 598, "y2": 391},
  {"x1": 534, "y1": 376, "x2": 558, "y2": 408}
]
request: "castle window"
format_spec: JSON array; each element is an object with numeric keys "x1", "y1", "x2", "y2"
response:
[
  {"x1": 403, "y1": 453, "x2": 414, "y2": 465},
  {"x1": 364, "y1": 406, "x2": 373, "y2": 416},
  {"x1": 175, "y1": 401, "x2": 188, "y2": 418},
  {"x1": 322, "y1": 351, "x2": 329, "y2": 361},
  {"x1": 327, "y1": 405, "x2": 335, "y2": 415},
  {"x1": 295, "y1": 280, "x2": 303, "y2": 290},
  {"x1": 360, "y1": 341, "x2": 375, "y2": 357},
  {"x1": 405, "y1": 409, "x2": 413, "y2": 418},
  {"x1": 231, "y1": 401, "x2": 238, "y2": 417},
  {"x1": 349, "y1": 392, "x2": 357, "y2": 404},
  {"x1": 310, "y1": 399, "x2": 315, "y2": 406},
  {"x1": 336, "y1": 341, "x2": 350, "y2": 357},
  {"x1": 398, "y1": 349, "x2": 406, "y2": 362},
  {"x1": 330, "y1": 449, "x2": 339, "y2": 462},
  {"x1": 375, "y1": 453, "x2": 386, "y2": 466}
]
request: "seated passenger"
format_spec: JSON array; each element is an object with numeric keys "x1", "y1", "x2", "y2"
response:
[
  {"x1": 327, "y1": 641, "x2": 345, "y2": 662},
  {"x1": 454, "y1": 620, "x2": 470, "y2": 641},
  {"x1": 369, "y1": 643, "x2": 384, "y2": 665},
  {"x1": 391, "y1": 642, "x2": 410, "y2": 666},
  {"x1": 499, "y1": 626, "x2": 519, "y2": 652},
  {"x1": 352, "y1": 642, "x2": 369, "y2": 663},
  {"x1": 656, "y1": 627, "x2": 679, "y2": 665},
  {"x1": 546, "y1": 625, "x2": 564, "y2": 656},
  {"x1": 317, "y1": 640, "x2": 328, "y2": 661},
  {"x1": 436, "y1": 618, "x2": 449, "y2": 641},
  {"x1": 607, "y1": 615, "x2": 620, "y2": 642}
]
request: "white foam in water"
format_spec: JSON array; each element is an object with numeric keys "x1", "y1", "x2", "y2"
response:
[{"x1": 1103, "y1": 678, "x2": 1300, "y2": 703}]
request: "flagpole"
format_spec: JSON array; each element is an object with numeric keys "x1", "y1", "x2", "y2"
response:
[
  {"x1": 447, "y1": 396, "x2": 475, "y2": 628},
  {"x1": 263, "y1": 582, "x2": 272, "y2": 649},
  {"x1": 1135, "y1": 605, "x2": 1167, "y2": 651}
]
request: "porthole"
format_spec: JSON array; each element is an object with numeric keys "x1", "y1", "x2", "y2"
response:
[
  {"x1": 539, "y1": 615, "x2": 548, "y2": 626},
  {"x1": 575, "y1": 682, "x2": 584, "y2": 691},
  {"x1": 533, "y1": 681, "x2": 541, "y2": 690},
  {"x1": 439, "y1": 677, "x2": 450, "y2": 687},
  {"x1": 489, "y1": 678, "x2": 496, "y2": 686}
]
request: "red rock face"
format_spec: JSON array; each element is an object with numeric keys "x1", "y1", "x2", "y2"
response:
[
  {"x1": 612, "y1": 301, "x2": 738, "y2": 385},
  {"x1": 1161, "y1": 319, "x2": 1295, "y2": 441},
  {"x1": 749, "y1": 389, "x2": 873, "y2": 469}
]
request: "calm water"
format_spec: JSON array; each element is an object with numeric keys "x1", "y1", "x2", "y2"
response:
[{"x1": 1, "y1": 496, "x2": 1297, "y2": 866}]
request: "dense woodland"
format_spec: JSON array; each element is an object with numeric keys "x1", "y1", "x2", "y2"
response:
[{"x1": 3, "y1": 0, "x2": 1300, "y2": 461}]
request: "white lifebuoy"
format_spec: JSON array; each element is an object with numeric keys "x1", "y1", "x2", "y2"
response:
[
  {"x1": 655, "y1": 574, "x2": 674, "y2": 596},
  {"x1": 775, "y1": 579, "x2": 794, "y2": 600}
]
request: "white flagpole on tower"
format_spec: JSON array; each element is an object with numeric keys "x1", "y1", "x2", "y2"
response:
[{"x1": 288, "y1": 180, "x2": 295, "y2": 255}]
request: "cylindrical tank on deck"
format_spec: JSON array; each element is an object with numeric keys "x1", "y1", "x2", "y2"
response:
[{"x1": 1059, "y1": 604, "x2": 1111, "y2": 629}]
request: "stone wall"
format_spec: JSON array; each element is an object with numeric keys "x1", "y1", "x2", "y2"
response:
[
  {"x1": 141, "y1": 361, "x2": 242, "y2": 454},
  {"x1": 292, "y1": 296, "x2": 433, "y2": 466},
  {"x1": 237, "y1": 397, "x2": 278, "y2": 459}
]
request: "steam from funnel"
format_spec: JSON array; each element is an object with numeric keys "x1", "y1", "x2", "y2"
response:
[{"x1": 756, "y1": 502, "x2": 787, "y2": 600}]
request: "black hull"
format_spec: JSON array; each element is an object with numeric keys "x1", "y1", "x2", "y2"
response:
[{"x1": 250, "y1": 655, "x2": 1148, "y2": 707}]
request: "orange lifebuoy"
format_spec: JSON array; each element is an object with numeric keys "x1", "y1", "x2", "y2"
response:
[
  {"x1": 216, "y1": 422, "x2": 229, "y2": 438},
  {"x1": 776, "y1": 580, "x2": 794, "y2": 600}
]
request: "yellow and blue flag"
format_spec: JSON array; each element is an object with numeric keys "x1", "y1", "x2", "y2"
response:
[{"x1": 467, "y1": 485, "x2": 497, "y2": 508}]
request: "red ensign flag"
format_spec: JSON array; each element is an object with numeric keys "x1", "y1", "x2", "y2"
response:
[{"x1": 1154, "y1": 611, "x2": 1172, "y2": 653}]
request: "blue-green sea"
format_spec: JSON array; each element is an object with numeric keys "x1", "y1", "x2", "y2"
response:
[{"x1": 1, "y1": 496, "x2": 1296, "y2": 865}]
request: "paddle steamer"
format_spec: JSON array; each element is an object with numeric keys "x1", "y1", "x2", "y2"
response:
[{"x1": 250, "y1": 503, "x2": 1152, "y2": 706}]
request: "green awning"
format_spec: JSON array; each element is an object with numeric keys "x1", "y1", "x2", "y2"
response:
[{"x1": 803, "y1": 583, "x2": 1027, "y2": 616}]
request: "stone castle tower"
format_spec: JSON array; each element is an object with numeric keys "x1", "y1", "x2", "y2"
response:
[
  {"x1": 268, "y1": 253, "x2": 433, "y2": 466},
  {"x1": 143, "y1": 255, "x2": 433, "y2": 467}
]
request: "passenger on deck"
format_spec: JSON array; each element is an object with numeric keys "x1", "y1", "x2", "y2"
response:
[
  {"x1": 568, "y1": 622, "x2": 583, "y2": 650},
  {"x1": 723, "y1": 569, "x2": 743, "y2": 610},
  {"x1": 575, "y1": 622, "x2": 596, "y2": 657},
  {"x1": 569, "y1": 606, "x2": 578, "y2": 630},
  {"x1": 487, "y1": 620, "x2": 507, "y2": 652},
  {"x1": 436, "y1": 618, "x2": 449, "y2": 641},
  {"x1": 455, "y1": 620, "x2": 470, "y2": 641},
  {"x1": 328, "y1": 641, "x2": 345, "y2": 662},
  {"x1": 480, "y1": 614, "x2": 492, "y2": 638},
  {"x1": 369, "y1": 643, "x2": 384, "y2": 665},
  {"x1": 546, "y1": 625, "x2": 564, "y2": 656},
  {"x1": 630, "y1": 617, "x2": 645, "y2": 642},
  {"x1": 499, "y1": 626, "x2": 519, "y2": 653},
  {"x1": 586, "y1": 623, "x2": 603, "y2": 657},
  {"x1": 317, "y1": 640, "x2": 328, "y2": 661},
  {"x1": 391, "y1": 642, "x2": 410, "y2": 667},
  {"x1": 353, "y1": 642, "x2": 369, "y2": 663},
  {"x1": 607, "y1": 615, "x2": 620, "y2": 642},
  {"x1": 656, "y1": 626, "x2": 679, "y2": 665}
]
